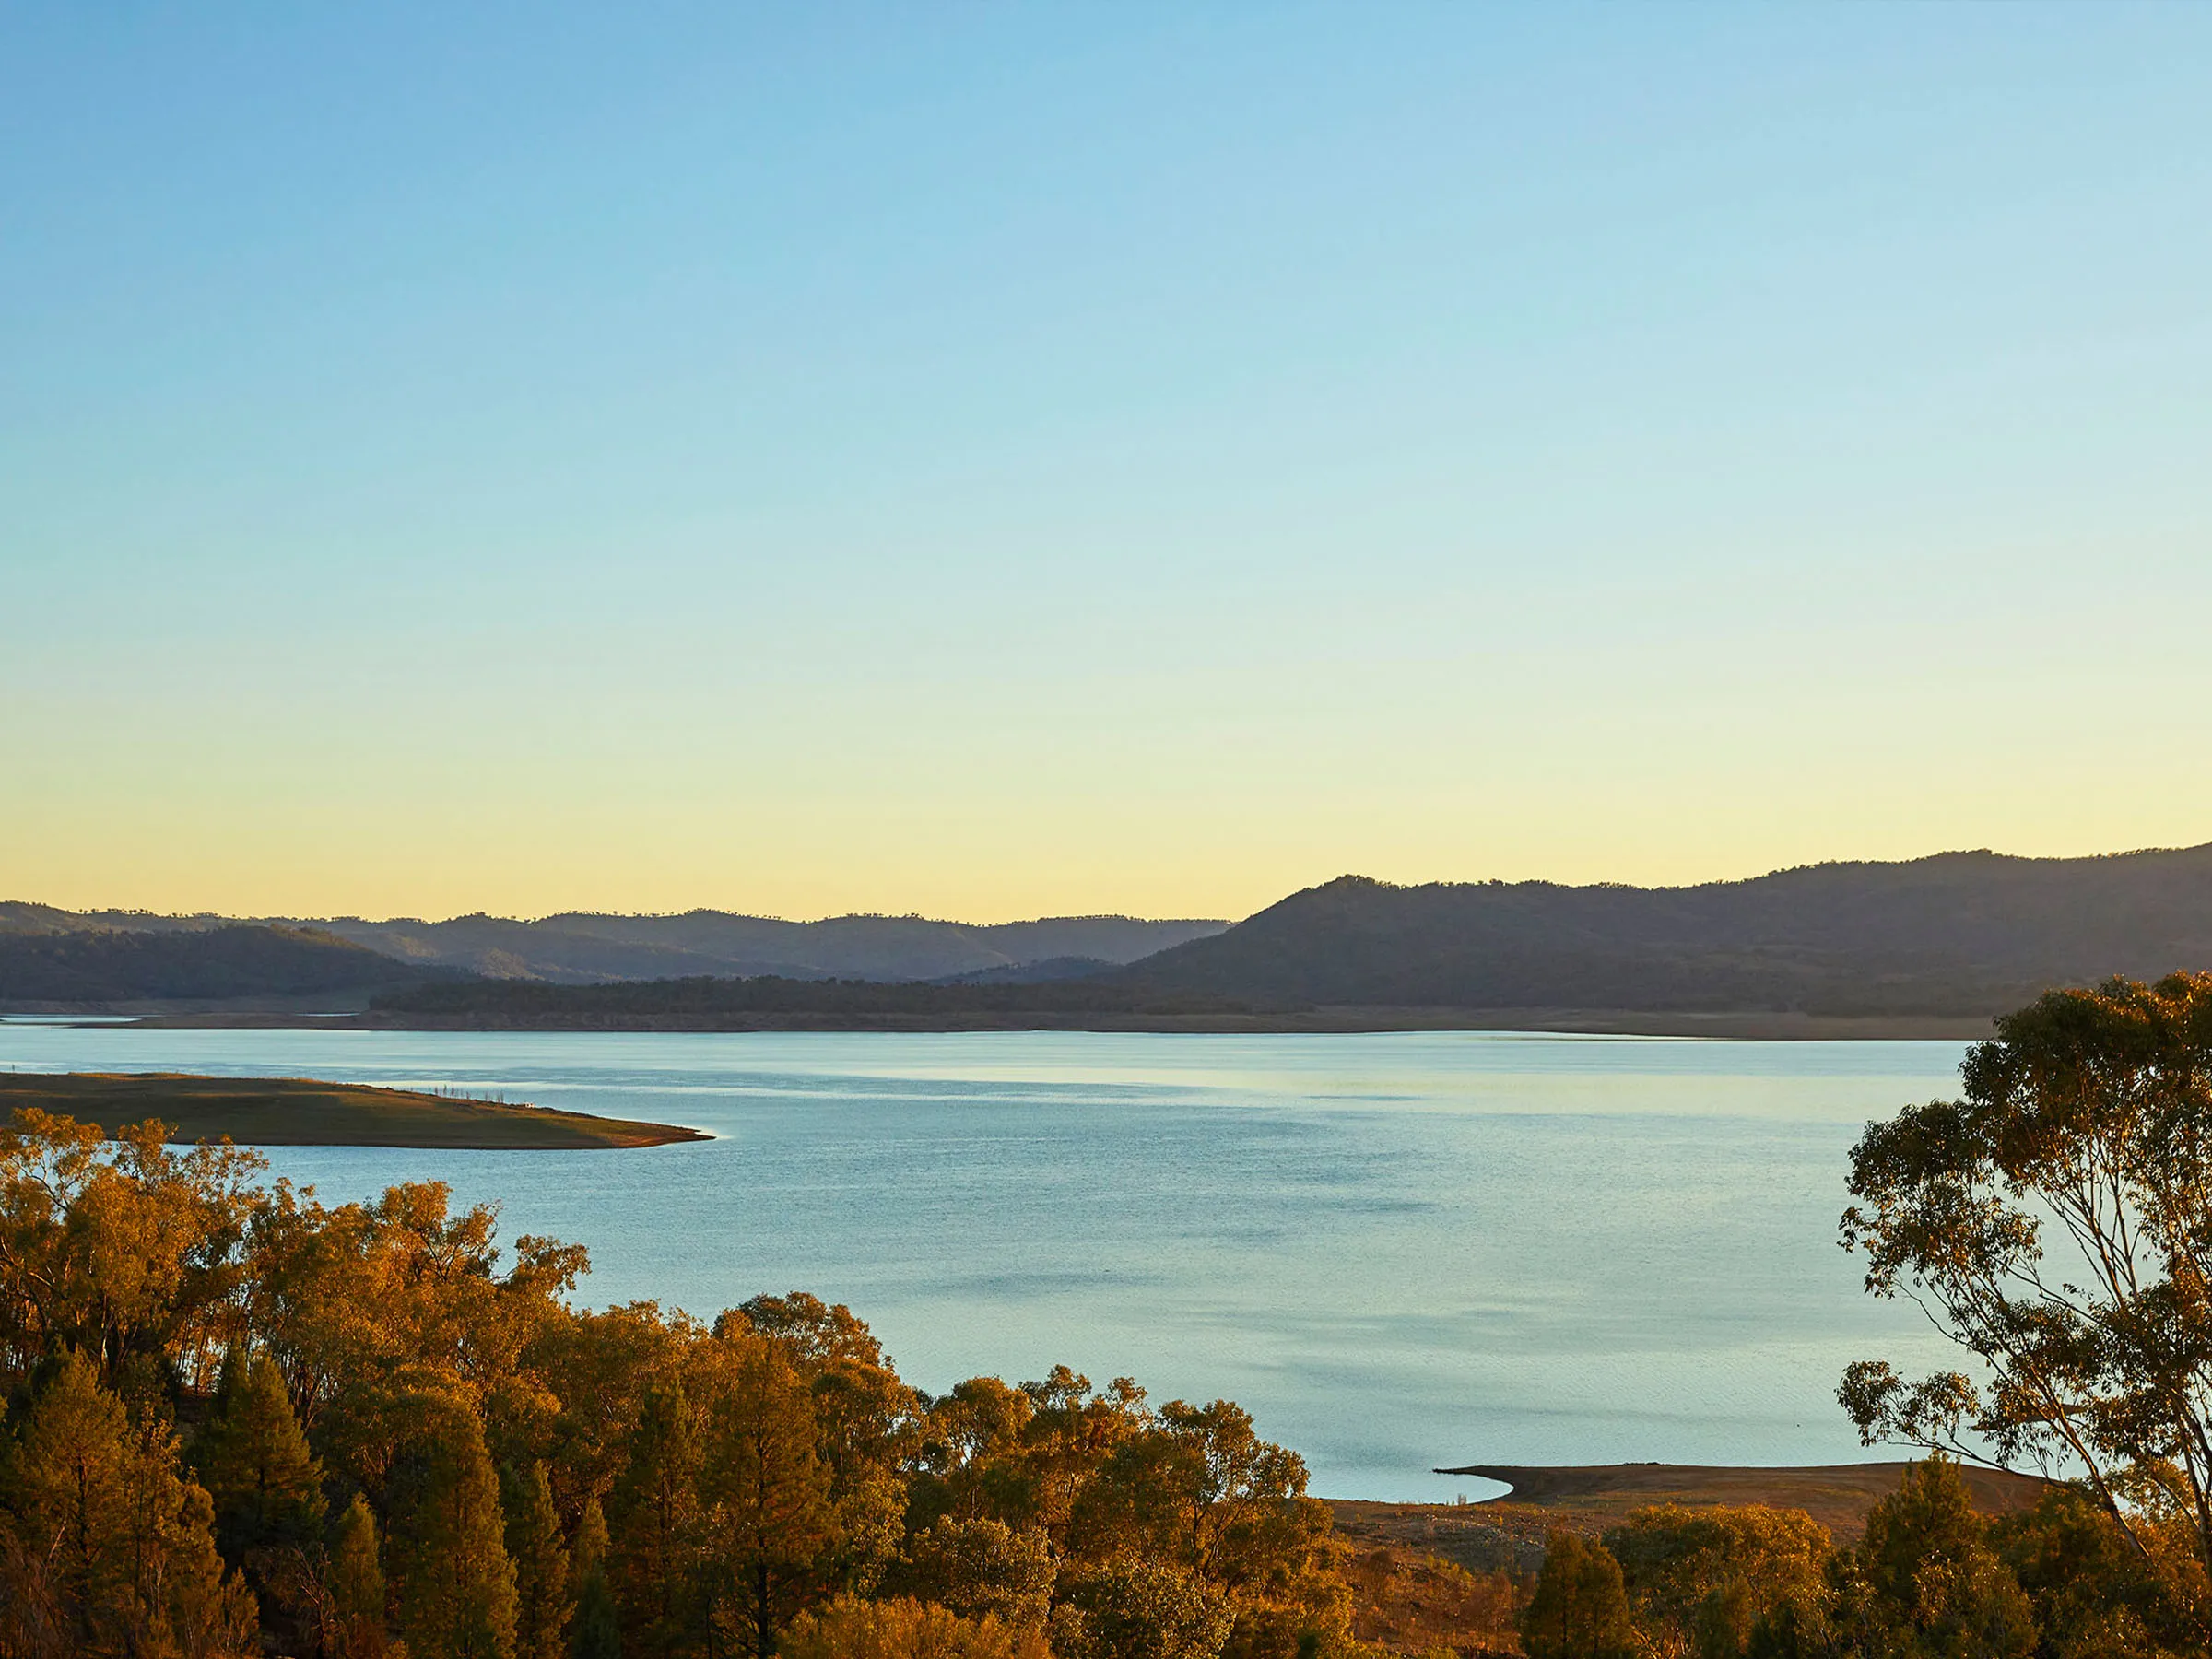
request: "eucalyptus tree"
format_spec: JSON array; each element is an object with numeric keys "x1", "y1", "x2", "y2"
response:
[{"x1": 1840, "y1": 971, "x2": 2212, "y2": 1568}]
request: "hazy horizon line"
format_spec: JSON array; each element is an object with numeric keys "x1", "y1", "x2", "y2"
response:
[{"x1": 10, "y1": 837, "x2": 2207, "y2": 933}]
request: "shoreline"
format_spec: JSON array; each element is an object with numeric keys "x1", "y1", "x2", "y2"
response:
[
  {"x1": 0, "y1": 1071, "x2": 708, "y2": 1149},
  {"x1": 27, "y1": 1006, "x2": 1999, "y2": 1041}
]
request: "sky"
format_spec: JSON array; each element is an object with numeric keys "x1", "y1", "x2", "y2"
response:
[{"x1": 6, "y1": 5, "x2": 2210, "y2": 924}]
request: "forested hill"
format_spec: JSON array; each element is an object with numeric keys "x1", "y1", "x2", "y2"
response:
[
  {"x1": 20, "y1": 846, "x2": 2212, "y2": 1023},
  {"x1": 1112, "y1": 846, "x2": 2212, "y2": 1018},
  {"x1": 0, "y1": 903, "x2": 1227, "y2": 985},
  {"x1": 0, "y1": 924, "x2": 460, "y2": 1009}
]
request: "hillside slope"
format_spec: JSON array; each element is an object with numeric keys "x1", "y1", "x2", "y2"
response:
[
  {"x1": 0, "y1": 905, "x2": 1227, "y2": 984},
  {"x1": 1116, "y1": 846, "x2": 2212, "y2": 1017},
  {"x1": 0, "y1": 924, "x2": 458, "y2": 1009}
]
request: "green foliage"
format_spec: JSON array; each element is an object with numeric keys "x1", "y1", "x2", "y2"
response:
[
  {"x1": 506, "y1": 1461, "x2": 573, "y2": 1659},
  {"x1": 195, "y1": 1349, "x2": 326, "y2": 1553},
  {"x1": 569, "y1": 1495, "x2": 621, "y2": 1659},
  {"x1": 385, "y1": 1387, "x2": 521, "y2": 1659},
  {"x1": 724, "y1": 1296, "x2": 914, "y2": 1596},
  {"x1": 1604, "y1": 1503, "x2": 1831, "y2": 1659},
  {"x1": 0, "y1": 921, "x2": 443, "y2": 1004},
  {"x1": 780, "y1": 1594, "x2": 1049, "y2": 1659},
  {"x1": 191, "y1": 1347, "x2": 329, "y2": 1650},
  {"x1": 903, "y1": 1517, "x2": 1054, "y2": 1630},
  {"x1": 1992, "y1": 1486, "x2": 2212, "y2": 1659},
  {"x1": 1520, "y1": 1532, "x2": 1633, "y2": 1659},
  {"x1": 0, "y1": 1346, "x2": 257, "y2": 1657},
  {"x1": 696, "y1": 1333, "x2": 839, "y2": 1659},
  {"x1": 0, "y1": 1109, "x2": 262, "y2": 1394},
  {"x1": 608, "y1": 1374, "x2": 704, "y2": 1657},
  {"x1": 0, "y1": 1112, "x2": 1346, "y2": 1659},
  {"x1": 1744, "y1": 1589, "x2": 1834, "y2": 1659},
  {"x1": 1053, "y1": 1557, "x2": 1236, "y2": 1659},
  {"x1": 331, "y1": 1493, "x2": 394, "y2": 1659},
  {"x1": 1836, "y1": 1458, "x2": 2034, "y2": 1659}
]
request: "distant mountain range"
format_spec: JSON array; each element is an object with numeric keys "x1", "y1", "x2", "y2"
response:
[
  {"x1": 1115, "y1": 845, "x2": 2212, "y2": 1018},
  {"x1": 10, "y1": 845, "x2": 2212, "y2": 1023},
  {"x1": 0, "y1": 903, "x2": 1228, "y2": 1004}
]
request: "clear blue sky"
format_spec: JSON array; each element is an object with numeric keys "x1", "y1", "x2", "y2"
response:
[{"x1": 6, "y1": 5, "x2": 2209, "y2": 921}]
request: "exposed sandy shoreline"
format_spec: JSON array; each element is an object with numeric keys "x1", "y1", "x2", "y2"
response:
[{"x1": 85, "y1": 1005, "x2": 1998, "y2": 1040}]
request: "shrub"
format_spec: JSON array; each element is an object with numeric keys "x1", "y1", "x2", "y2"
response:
[
  {"x1": 780, "y1": 1594, "x2": 1047, "y2": 1659},
  {"x1": 1053, "y1": 1559, "x2": 1236, "y2": 1659},
  {"x1": 905, "y1": 1517, "x2": 1054, "y2": 1631},
  {"x1": 1604, "y1": 1502, "x2": 1831, "y2": 1659},
  {"x1": 1521, "y1": 1533, "x2": 1633, "y2": 1659}
]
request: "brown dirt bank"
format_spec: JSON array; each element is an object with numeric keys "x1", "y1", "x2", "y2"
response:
[
  {"x1": 116, "y1": 1006, "x2": 1997, "y2": 1039},
  {"x1": 0, "y1": 1072, "x2": 708, "y2": 1149},
  {"x1": 1330, "y1": 1462, "x2": 2052, "y2": 1574}
]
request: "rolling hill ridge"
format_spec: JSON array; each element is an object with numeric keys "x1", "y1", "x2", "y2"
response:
[
  {"x1": 0, "y1": 905, "x2": 1228, "y2": 991},
  {"x1": 1112, "y1": 845, "x2": 2212, "y2": 1017},
  {"x1": 14, "y1": 845, "x2": 2212, "y2": 1025},
  {"x1": 0, "y1": 924, "x2": 460, "y2": 1009}
]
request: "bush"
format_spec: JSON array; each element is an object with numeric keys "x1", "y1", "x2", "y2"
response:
[
  {"x1": 1993, "y1": 1486, "x2": 2212, "y2": 1659},
  {"x1": 1053, "y1": 1559, "x2": 1236, "y2": 1659},
  {"x1": 1838, "y1": 1459, "x2": 2033, "y2": 1659},
  {"x1": 780, "y1": 1594, "x2": 1048, "y2": 1659},
  {"x1": 1520, "y1": 1533, "x2": 1633, "y2": 1659},
  {"x1": 905, "y1": 1518, "x2": 1055, "y2": 1631},
  {"x1": 1604, "y1": 1503, "x2": 1831, "y2": 1659}
]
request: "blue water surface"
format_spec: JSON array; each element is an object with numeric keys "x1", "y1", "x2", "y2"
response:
[{"x1": 0, "y1": 1025, "x2": 1968, "y2": 1499}]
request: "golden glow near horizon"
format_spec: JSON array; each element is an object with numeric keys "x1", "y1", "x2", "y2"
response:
[
  {"x1": 10, "y1": 513, "x2": 2209, "y2": 924},
  {"x1": 8, "y1": 651, "x2": 2208, "y2": 924},
  {"x1": 8, "y1": 12, "x2": 2211, "y2": 919}
]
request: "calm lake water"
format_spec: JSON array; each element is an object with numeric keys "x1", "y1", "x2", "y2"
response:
[{"x1": 0, "y1": 1025, "x2": 1970, "y2": 1500}]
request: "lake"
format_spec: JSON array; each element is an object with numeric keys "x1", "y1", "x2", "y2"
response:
[{"x1": 0, "y1": 1024, "x2": 1969, "y2": 1500}]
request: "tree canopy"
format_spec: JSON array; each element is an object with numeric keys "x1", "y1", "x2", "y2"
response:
[
  {"x1": 1841, "y1": 971, "x2": 2212, "y2": 1571},
  {"x1": 0, "y1": 1107, "x2": 1346, "y2": 1659}
]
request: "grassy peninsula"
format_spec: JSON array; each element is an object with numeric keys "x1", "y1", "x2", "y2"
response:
[{"x1": 0, "y1": 1072, "x2": 706, "y2": 1148}]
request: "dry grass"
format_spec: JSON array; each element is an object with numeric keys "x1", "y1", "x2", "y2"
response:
[
  {"x1": 1326, "y1": 1462, "x2": 2051, "y2": 1655},
  {"x1": 1335, "y1": 1538, "x2": 1531, "y2": 1656},
  {"x1": 0, "y1": 1071, "x2": 707, "y2": 1149},
  {"x1": 1426, "y1": 1462, "x2": 2048, "y2": 1542}
]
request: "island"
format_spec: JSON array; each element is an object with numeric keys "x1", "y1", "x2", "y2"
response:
[{"x1": 0, "y1": 1072, "x2": 708, "y2": 1149}]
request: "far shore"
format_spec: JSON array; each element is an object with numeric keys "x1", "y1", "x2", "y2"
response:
[{"x1": 13, "y1": 1005, "x2": 2001, "y2": 1040}]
